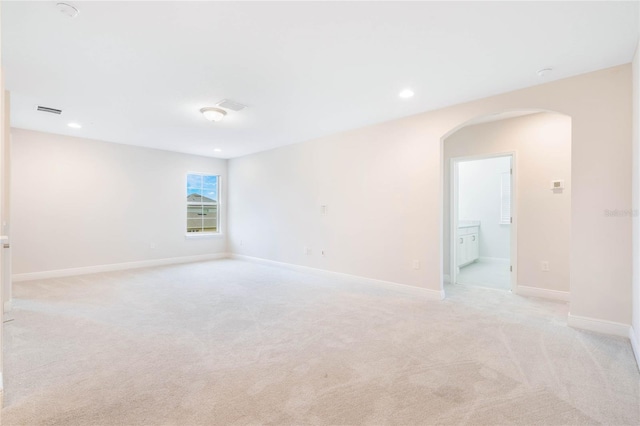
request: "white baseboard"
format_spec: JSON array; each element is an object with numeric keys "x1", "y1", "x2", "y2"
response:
[
  {"x1": 12, "y1": 253, "x2": 230, "y2": 282},
  {"x1": 568, "y1": 313, "x2": 630, "y2": 338},
  {"x1": 478, "y1": 257, "x2": 510, "y2": 263},
  {"x1": 516, "y1": 285, "x2": 570, "y2": 302},
  {"x1": 630, "y1": 327, "x2": 640, "y2": 372},
  {"x1": 230, "y1": 254, "x2": 444, "y2": 301}
]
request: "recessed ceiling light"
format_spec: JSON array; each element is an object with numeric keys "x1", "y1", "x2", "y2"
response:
[
  {"x1": 67, "y1": 122, "x2": 82, "y2": 129},
  {"x1": 214, "y1": 148, "x2": 222, "y2": 152},
  {"x1": 200, "y1": 107, "x2": 227, "y2": 122},
  {"x1": 399, "y1": 89, "x2": 414, "y2": 99},
  {"x1": 537, "y1": 68, "x2": 553, "y2": 77},
  {"x1": 56, "y1": 2, "x2": 79, "y2": 18}
]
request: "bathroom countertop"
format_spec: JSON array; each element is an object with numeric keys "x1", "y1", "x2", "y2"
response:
[{"x1": 458, "y1": 220, "x2": 480, "y2": 228}]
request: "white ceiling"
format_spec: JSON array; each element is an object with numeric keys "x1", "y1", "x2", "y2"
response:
[{"x1": 2, "y1": 1, "x2": 638, "y2": 159}]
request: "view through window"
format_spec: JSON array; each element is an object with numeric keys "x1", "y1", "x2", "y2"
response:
[{"x1": 187, "y1": 173, "x2": 219, "y2": 233}]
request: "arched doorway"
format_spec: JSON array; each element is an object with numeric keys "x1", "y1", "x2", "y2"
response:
[{"x1": 440, "y1": 109, "x2": 572, "y2": 300}]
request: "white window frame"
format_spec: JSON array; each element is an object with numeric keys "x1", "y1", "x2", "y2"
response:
[{"x1": 186, "y1": 172, "x2": 221, "y2": 236}]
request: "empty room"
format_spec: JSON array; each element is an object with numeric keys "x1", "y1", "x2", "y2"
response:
[{"x1": 0, "y1": 1, "x2": 639, "y2": 425}]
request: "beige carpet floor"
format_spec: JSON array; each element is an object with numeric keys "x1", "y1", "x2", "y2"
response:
[{"x1": 2, "y1": 259, "x2": 639, "y2": 425}]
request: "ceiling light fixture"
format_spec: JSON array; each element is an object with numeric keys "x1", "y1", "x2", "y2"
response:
[
  {"x1": 56, "y1": 2, "x2": 79, "y2": 18},
  {"x1": 214, "y1": 148, "x2": 222, "y2": 153},
  {"x1": 67, "y1": 122, "x2": 82, "y2": 129},
  {"x1": 398, "y1": 89, "x2": 414, "y2": 99},
  {"x1": 200, "y1": 107, "x2": 227, "y2": 122}
]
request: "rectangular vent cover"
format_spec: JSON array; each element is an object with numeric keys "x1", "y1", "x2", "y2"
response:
[
  {"x1": 216, "y1": 99, "x2": 247, "y2": 111},
  {"x1": 37, "y1": 106, "x2": 62, "y2": 115}
]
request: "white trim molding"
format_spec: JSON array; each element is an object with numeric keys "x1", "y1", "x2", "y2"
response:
[
  {"x1": 477, "y1": 257, "x2": 510, "y2": 263},
  {"x1": 568, "y1": 313, "x2": 630, "y2": 338},
  {"x1": 443, "y1": 274, "x2": 451, "y2": 284},
  {"x1": 230, "y1": 254, "x2": 445, "y2": 301},
  {"x1": 3, "y1": 300, "x2": 11, "y2": 313},
  {"x1": 184, "y1": 233, "x2": 225, "y2": 240},
  {"x1": 516, "y1": 285, "x2": 570, "y2": 302},
  {"x1": 12, "y1": 253, "x2": 230, "y2": 282},
  {"x1": 630, "y1": 327, "x2": 640, "y2": 372}
]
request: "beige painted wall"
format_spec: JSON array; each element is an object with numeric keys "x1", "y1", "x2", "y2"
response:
[
  {"x1": 229, "y1": 65, "x2": 632, "y2": 325},
  {"x1": 632, "y1": 40, "x2": 640, "y2": 360},
  {"x1": 11, "y1": 129, "x2": 227, "y2": 275},
  {"x1": 443, "y1": 112, "x2": 571, "y2": 293},
  {"x1": 0, "y1": 1, "x2": 4, "y2": 405},
  {"x1": 2, "y1": 91, "x2": 9, "y2": 309}
]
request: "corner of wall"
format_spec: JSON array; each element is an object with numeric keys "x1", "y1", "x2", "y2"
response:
[{"x1": 630, "y1": 326, "x2": 640, "y2": 372}]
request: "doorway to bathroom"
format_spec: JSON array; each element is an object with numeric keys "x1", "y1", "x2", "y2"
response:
[{"x1": 451, "y1": 154, "x2": 514, "y2": 291}]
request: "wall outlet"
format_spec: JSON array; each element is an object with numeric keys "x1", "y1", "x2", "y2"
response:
[
  {"x1": 541, "y1": 261, "x2": 550, "y2": 272},
  {"x1": 304, "y1": 246, "x2": 312, "y2": 255},
  {"x1": 320, "y1": 205, "x2": 328, "y2": 216},
  {"x1": 149, "y1": 242, "x2": 156, "y2": 250},
  {"x1": 412, "y1": 260, "x2": 421, "y2": 270}
]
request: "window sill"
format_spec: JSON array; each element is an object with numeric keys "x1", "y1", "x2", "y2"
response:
[{"x1": 185, "y1": 233, "x2": 224, "y2": 240}]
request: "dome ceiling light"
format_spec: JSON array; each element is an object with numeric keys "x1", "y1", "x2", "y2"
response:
[{"x1": 200, "y1": 107, "x2": 227, "y2": 122}]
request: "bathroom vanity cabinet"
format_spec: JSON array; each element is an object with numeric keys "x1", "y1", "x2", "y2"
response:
[{"x1": 457, "y1": 224, "x2": 479, "y2": 267}]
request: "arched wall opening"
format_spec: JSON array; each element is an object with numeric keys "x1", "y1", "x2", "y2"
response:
[
  {"x1": 439, "y1": 109, "x2": 572, "y2": 301},
  {"x1": 428, "y1": 63, "x2": 631, "y2": 334}
]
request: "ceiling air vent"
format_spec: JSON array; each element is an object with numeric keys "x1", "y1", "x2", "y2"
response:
[
  {"x1": 37, "y1": 106, "x2": 62, "y2": 115},
  {"x1": 216, "y1": 99, "x2": 247, "y2": 112}
]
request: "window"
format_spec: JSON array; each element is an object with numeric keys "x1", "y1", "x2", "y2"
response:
[
  {"x1": 500, "y1": 171, "x2": 511, "y2": 225},
  {"x1": 187, "y1": 173, "x2": 219, "y2": 233}
]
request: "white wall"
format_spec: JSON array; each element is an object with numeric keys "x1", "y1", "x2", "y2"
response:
[
  {"x1": 11, "y1": 129, "x2": 227, "y2": 276},
  {"x1": 229, "y1": 65, "x2": 631, "y2": 326},
  {"x1": 444, "y1": 113, "x2": 571, "y2": 293},
  {"x1": 458, "y1": 156, "x2": 511, "y2": 260}
]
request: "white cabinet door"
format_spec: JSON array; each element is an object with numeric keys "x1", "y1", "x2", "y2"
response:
[
  {"x1": 456, "y1": 235, "x2": 467, "y2": 266},
  {"x1": 457, "y1": 227, "x2": 480, "y2": 267},
  {"x1": 468, "y1": 233, "x2": 479, "y2": 262}
]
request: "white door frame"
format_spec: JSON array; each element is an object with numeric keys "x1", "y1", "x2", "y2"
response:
[{"x1": 449, "y1": 152, "x2": 517, "y2": 292}]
